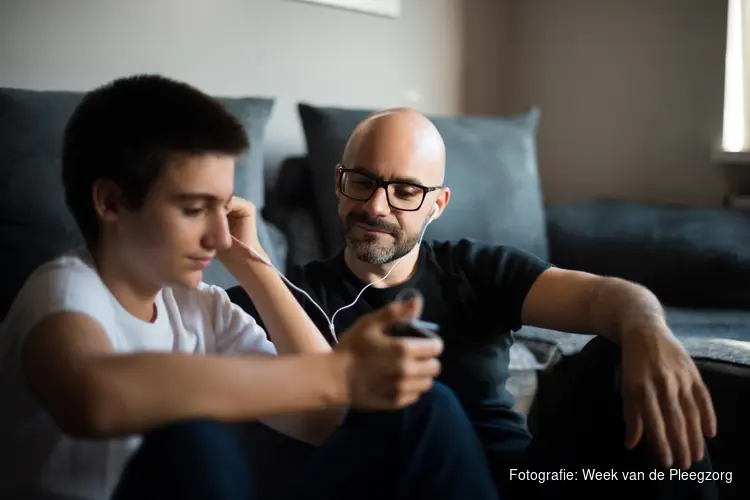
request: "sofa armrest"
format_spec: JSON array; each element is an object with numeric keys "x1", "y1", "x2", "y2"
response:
[{"x1": 546, "y1": 200, "x2": 750, "y2": 310}]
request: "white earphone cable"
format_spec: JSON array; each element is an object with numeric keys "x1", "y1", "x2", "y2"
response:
[{"x1": 231, "y1": 205, "x2": 437, "y2": 344}]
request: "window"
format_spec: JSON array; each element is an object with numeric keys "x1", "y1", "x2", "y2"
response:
[{"x1": 722, "y1": 0, "x2": 750, "y2": 152}]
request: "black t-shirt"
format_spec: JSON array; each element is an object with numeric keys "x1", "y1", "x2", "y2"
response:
[{"x1": 229, "y1": 238, "x2": 552, "y2": 455}]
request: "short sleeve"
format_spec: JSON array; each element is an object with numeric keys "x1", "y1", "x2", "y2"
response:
[
  {"x1": 198, "y1": 284, "x2": 277, "y2": 357},
  {"x1": 439, "y1": 239, "x2": 552, "y2": 332},
  {"x1": 0, "y1": 251, "x2": 118, "y2": 358}
]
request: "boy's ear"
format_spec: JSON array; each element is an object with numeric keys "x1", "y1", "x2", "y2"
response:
[{"x1": 91, "y1": 179, "x2": 123, "y2": 223}]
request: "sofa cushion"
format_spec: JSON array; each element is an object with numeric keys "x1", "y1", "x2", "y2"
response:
[
  {"x1": 547, "y1": 199, "x2": 750, "y2": 310},
  {"x1": 297, "y1": 103, "x2": 548, "y2": 261},
  {"x1": 0, "y1": 86, "x2": 279, "y2": 319}
]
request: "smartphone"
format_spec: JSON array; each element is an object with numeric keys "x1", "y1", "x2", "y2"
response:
[{"x1": 390, "y1": 319, "x2": 441, "y2": 340}]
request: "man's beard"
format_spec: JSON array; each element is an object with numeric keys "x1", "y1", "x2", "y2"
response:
[{"x1": 343, "y1": 211, "x2": 425, "y2": 265}]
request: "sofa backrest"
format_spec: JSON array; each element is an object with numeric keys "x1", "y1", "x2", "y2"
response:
[
  {"x1": 296, "y1": 103, "x2": 549, "y2": 261},
  {"x1": 0, "y1": 86, "x2": 281, "y2": 320}
]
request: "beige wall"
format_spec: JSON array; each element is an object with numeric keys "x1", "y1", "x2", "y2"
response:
[
  {"x1": 0, "y1": 0, "x2": 730, "y2": 205},
  {"x1": 506, "y1": 0, "x2": 729, "y2": 205}
]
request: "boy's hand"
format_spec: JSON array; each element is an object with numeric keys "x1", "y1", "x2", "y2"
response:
[
  {"x1": 218, "y1": 196, "x2": 268, "y2": 265},
  {"x1": 332, "y1": 296, "x2": 444, "y2": 410}
]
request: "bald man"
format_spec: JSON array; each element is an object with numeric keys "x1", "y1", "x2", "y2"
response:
[{"x1": 230, "y1": 108, "x2": 720, "y2": 499}]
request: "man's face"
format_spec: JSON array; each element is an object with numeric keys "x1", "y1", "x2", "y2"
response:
[
  {"x1": 336, "y1": 143, "x2": 442, "y2": 265},
  {"x1": 337, "y1": 170, "x2": 435, "y2": 265},
  {"x1": 114, "y1": 154, "x2": 235, "y2": 289}
]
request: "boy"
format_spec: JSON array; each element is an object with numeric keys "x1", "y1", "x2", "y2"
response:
[{"x1": 0, "y1": 75, "x2": 499, "y2": 500}]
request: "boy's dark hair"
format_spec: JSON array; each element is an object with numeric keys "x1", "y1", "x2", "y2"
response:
[{"x1": 62, "y1": 74, "x2": 249, "y2": 244}]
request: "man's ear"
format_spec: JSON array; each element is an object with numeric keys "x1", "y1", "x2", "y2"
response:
[
  {"x1": 91, "y1": 179, "x2": 123, "y2": 224},
  {"x1": 436, "y1": 187, "x2": 451, "y2": 213}
]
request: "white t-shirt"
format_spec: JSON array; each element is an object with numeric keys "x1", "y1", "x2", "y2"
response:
[{"x1": 0, "y1": 247, "x2": 277, "y2": 500}]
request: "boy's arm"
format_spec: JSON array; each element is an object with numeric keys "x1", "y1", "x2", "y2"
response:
[
  {"x1": 225, "y1": 248, "x2": 353, "y2": 444},
  {"x1": 219, "y1": 198, "x2": 344, "y2": 444},
  {"x1": 219, "y1": 198, "x2": 331, "y2": 356},
  {"x1": 21, "y1": 298, "x2": 442, "y2": 441},
  {"x1": 21, "y1": 311, "x2": 346, "y2": 439},
  {"x1": 226, "y1": 249, "x2": 330, "y2": 356}
]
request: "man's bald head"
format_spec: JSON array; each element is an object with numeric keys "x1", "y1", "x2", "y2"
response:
[
  {"x1": 342, "y1": 107, "x2": 446, "y2": 185},
  {"x1": 337, "y1": 107, "x2": 450, "y2": 266}
]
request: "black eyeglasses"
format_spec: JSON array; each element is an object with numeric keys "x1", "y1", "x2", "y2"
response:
[{"x1": 337, "y1": 164, "x2": 441, "y2": 211}]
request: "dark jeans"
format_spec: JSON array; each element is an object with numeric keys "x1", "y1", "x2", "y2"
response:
[
  {"x1": 491, "y1": 336, "x2": 720, "y2": 500},
  {"x1": 243, "y1": 338, "x2": 721, "y2": 500},
  {"x1": 110, "y1": 382, "x2": 499, "y2": 500}
]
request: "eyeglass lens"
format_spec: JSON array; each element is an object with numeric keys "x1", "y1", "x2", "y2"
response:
[{"x1": 342, "y1": 171, "x2": 425, "y2": 210}]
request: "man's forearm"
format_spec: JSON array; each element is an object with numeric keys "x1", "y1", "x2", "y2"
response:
[
  {"x1": 588, "y1": 277, "x2": 668, "y2": 343},
  {"x1": 228, "y1": 251, "x2": 331, "y2": 355},
  {"x1": 73, "y1": 352, "x2": 347, "y2": 439}
]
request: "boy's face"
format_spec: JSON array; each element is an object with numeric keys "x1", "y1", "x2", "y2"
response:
[{"x1": 113, "y1": 153, "x2": 235, "y2": 290}]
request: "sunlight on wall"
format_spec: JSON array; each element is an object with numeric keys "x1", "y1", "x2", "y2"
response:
[{"x1": 722, "y1": 0, "x2": 749, "y2": 152}]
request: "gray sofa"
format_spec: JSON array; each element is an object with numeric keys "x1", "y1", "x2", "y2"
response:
[{"x1": 2, "y1": 87, "x2": 749, "y2": 498}]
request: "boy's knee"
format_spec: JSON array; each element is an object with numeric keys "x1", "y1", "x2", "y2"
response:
[
  {"x1": 419, "y1": 381, "x2": 460, "y2": 406},
  {"x1": 117, "y1": 419, "x2": 253, "y2": 500},
  {"x1": 144, "y1": 419, "x2": 240, "y2": 455},
  {"x1": 150, "y1": 418, "x2": 223, "y2": 436}
]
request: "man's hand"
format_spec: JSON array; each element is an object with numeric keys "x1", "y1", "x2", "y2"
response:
[
  {"x1": 332, "y1": 296, "x2": 443, "y2": 410},
  {"x1": 621, "y1": 325, "x2": 717, "y2": 470}
]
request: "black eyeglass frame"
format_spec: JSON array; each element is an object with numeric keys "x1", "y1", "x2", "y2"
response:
[{"x1": 336, "y1": 164, "x2": 442, "y2": 212}]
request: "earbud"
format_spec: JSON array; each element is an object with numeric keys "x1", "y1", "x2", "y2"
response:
[{"x1": 429, "y1": 203, "x2": 439, "y2": 222}]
